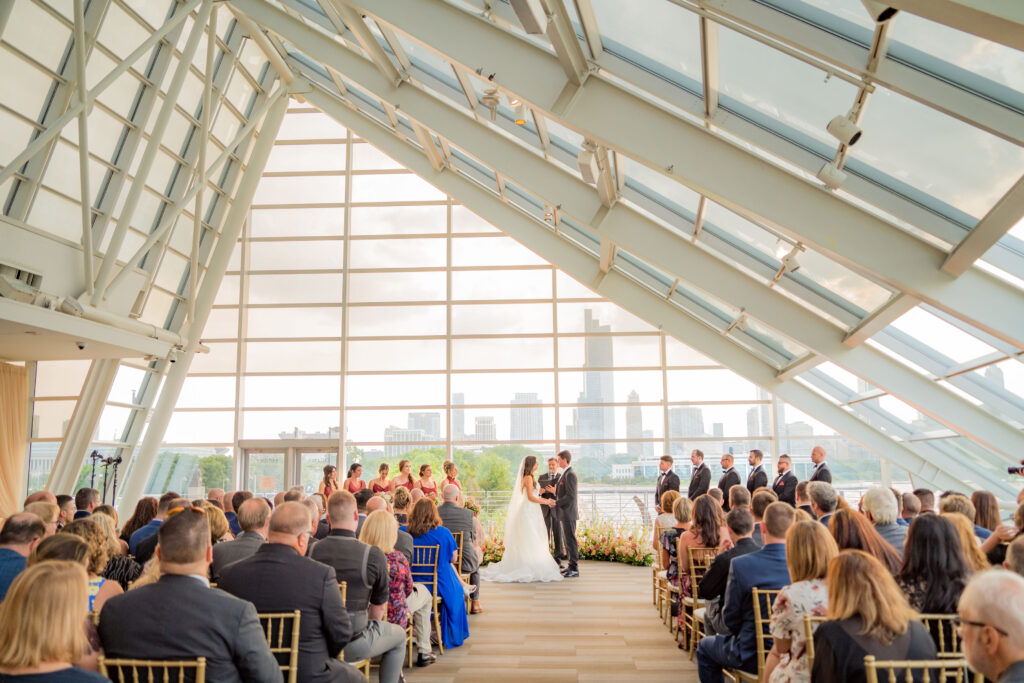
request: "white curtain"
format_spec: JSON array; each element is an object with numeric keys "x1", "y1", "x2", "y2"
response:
[{"x1": 0, "y1": 362, "x2": 28, "y2": 518}]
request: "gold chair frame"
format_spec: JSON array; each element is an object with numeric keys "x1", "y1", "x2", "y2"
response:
[
  {"x1": 803, "y1": 613, "x2": 827, "y2": 671},
  {"x1": 258, "y1": 610, "x2": 301, "y2": 683},
  {"x1": 680, "y1": 544, "x2": 717, "y2": 654},
  {"x1": 726, "y1": 587, "x2": 780, "y2": 682},
  {"x1": 864, "y1": 655, "x2": 982, "y2": 683},
  {"x1": 411, "y1": 544, "x2": 445, "y2": 655},
  {"x1": 452, "y1": 530, "x2": 472, "y2": 612},
  {"x1": 919, "y1": 614, "x2": 962, "y2": 658},
  {"x1": 99, "y1": 656, "x2": 207, "y2": 683}
]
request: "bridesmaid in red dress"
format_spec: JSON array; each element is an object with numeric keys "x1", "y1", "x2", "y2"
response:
[
  {"x1": 343, "y1": 463, "x2": 366, "y2": 493},
  {"x1": 370, "y1": 463, "x2": 391, "y2": 493},
  {"x1": 317, "y1": 465, "x2": 340, "y2": 499},
  {"x1": 390, "y1": 459, "x2": 416, "y2": 493},
  {"x1": 442, "y1": 461, "x2": 462, "y2": 495},
  {"x1": 415, "y1": 464, "x2": 439, "y2": 499}
]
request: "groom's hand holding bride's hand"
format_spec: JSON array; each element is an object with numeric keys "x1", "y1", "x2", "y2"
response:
[
  {"x1": 545, "y1": 499, "x2": 555, "y2": 507},
  {"x1": 543, "y1": 485, "x2": 556, "y2": 494}
]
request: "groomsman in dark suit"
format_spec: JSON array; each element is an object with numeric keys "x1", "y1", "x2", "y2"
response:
[
  {"x1": 717, "y1": 453, "x2": 741, "y2": 512},
  {"x1": 771, "y1": 454, "x2": 798, "y2": 507},
  {"x1": 688, "y1": 450, "x2": 711, "y2": 500},
  {"x1": 655, "y1": 455, "x2": 680, "y2": 513},
  {"x1": 746, "y1": 450, "x2": 768, "y2": 494},
  {"x1": 538, "y1": 457, "x2": 562, "y2": 562},
  {"x1": 809, "y1": 445, "x2": 833, "y2": 483}
]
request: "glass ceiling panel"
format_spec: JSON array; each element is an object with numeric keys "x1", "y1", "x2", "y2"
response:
[
  {"x1": 541, "y1": 116, "x2": 584, "y2": 156},
  {"x1": 4, "y1": 1, "x2": 70, "y2": 70},
  {"x1": 623, "y1": 162, "x2": 700, "y2": 220},
  {"x1": 763, "y1": 0, "x2": 876, "y2": 43},
  {"x1": 976, "y1": 359, "x2": 1024, "y2": 408},
  {"x1": 590, "y1": 0, "x2": 702, "y2": 96},
  {"x1": 888, "y1": 307, "x2": 999, "y2": 365}
]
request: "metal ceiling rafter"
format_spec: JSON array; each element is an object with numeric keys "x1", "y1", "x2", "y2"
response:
[
  {"x1": 698, "y1": 14, "x2": 719, "y2": 118},
  {"x1": 325, "y1": 0, "x2": 406, "y2": 86},
  {"x1": 571, "y1": 0, "x2": 602, "y2": 60},
  {"x1": 541, "y1": 0, "x2": 590, "y2": 87},
  {"x1": 943, "y1": 175, "x2": 1024, "y2": 277},
  {"x1": 886, "y1": 0, "x2": 1024, "y2": 52},
  {"x1": 304, "y1": 82, "x2": 1014, "y2": 500},
  {"x1": 330, "y1": 0, "x2": 1024, "y2": 352},
  {"x1": 843, "y1": 294, "x2": 921, "y2": 347}
]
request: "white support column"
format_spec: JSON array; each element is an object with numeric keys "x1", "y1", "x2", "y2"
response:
[
  {"x1": 73, "y1": 0, "x2": 95, "y2": 297},
  {"x1": 117, "y1": 93, "x2": 289, "y2": 508},
  {"x1": 189, "y1": 5, "x2": 218, "y2": 324},
  {"x1": 543, "y1": 0, "x2": 589, "y2": 86}
]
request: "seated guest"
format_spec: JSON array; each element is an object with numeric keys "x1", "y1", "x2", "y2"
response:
[
  {"x1": 22, "y1": 491, "x2": 57, "y2": 507},
  {"x1": 128, "y1": 491, "x2": 180, "y2": 555},
  {"x1": 207, "y1": 488, "x2": 225, "y2": 508},
  {"x1": 354, "y1": 489, "x2": 373, "y2": 536},
  {"x1": 860, "y1": 487, "x2": 907, "y2": 557},
  {"x1": 56, "y1": 495, "x2": 75, "y2": 529},
  {"x1": 299, "y1": 499, "x2": 322, "y2": 556},
  {"x1": 729, "y1": 486, "x2": 751, "y2": 512},
  {"x1": 73, "y1": 488, "x2": 99, "y2": 520},
  {"x1": 392, "y1": 487, "x2": 411, "y2": 525},
  {"x1": 654, "y1": 489, "x2": 682, "y2": 551},
  {"x1": 409, "y1": 488, "x2": 425, "y2": 507},
  {"x1": 92, "y1": 505, "x2": 128, "y2": 555},
  {"x1": 0, "y1": 513, "x2": 45, "y2": 600},
  {"x1": 132, "y1": 497, "x2": 189, "y2": 566},
  {"x1": 0, "y1": 561, "x2": 107, "y2": 682},
  {"x1": 989, "y1": 505, "x2": 1024, "y2": 566},
  {"x1": 88, "y1": 512, "x2": 141, "y2": 591},
  {"x1": 406, "y1": 498, "x2": 470, "y2": 649},
  {"x1": 898, "y1": 493, "x2": 920, "y2": 527},
  {"x1": 98, "y1": 506, "x2": 280, "y2": 682},
  {"x1": 660, "y1": 497, "x2": 693, "y2": 596},
  {"x1": 897, "y1": 514, "x2": 969, "y2": 614},
  {"x1": 219, "y1": 502, "x2": 362, "y2": 683},
  {"x1": 812, "y1": 551, "x2": 936, "y2": 681},
  {"x1": 199, "y1": 502, "x2": 234, "y2": 544},
  {"x1": 229, "y1": 491, "x2": 254, "y2": 536},
  {"x1": 221, "y1": 490, "x2": 240, "y2": 536},
  {"x1": 958, "y1": 570, "x2": 1024, "y2": 683},
  {"x1": 807, "y1": 482, "x2": 837, "y2": 527},
  {"x1": 29, "y1": 534, "x2": 89, "y2": 566},
  {"x1": 119, "y1": 497, "x2": 157, "y2": 544},
  {"x1": 438, "y1": 484, "x2": 482, "y2": 614},
  {"x1": 696, "y1": 502, "x2": 795, "y2": 682},
  {"x1": 913, "y1": 488, "x2": 935, "y2": 514},
  {"x1": 940, "y1": 493, "x2": 992, "y2": 541},
  {"x1": 942, "y1": 512, "x2": 990, "y2": 572},
  {"x1": 795, "y1": 482, "x2": 813, "y2": 518},
  {"x1": 697, "y1": 507, "x2": 759, "y2": 636},
  {"x1": 764, "y1": 520, "x2": 838, "y2": 682},
  {"x1": 283, "y1": 488, "x2": 304, "y2": 504},
  {"x1": 751, "y1": 490, "x2": 778, "y2": 546},
  {"x1": 366, "y1": 496, "x2": 413, "y2": 563},
  {"x1": 675, "y1": 496, "x2": 726, "y2": 605},
  {"x1": 971, "y1": 490, "x2": 1000, "y2": 533},
  {"x1": 23, "y1": 502, "x2": 59, "y2": 537},
  {"x1": 211, "y1": 497, "x2": 270, "y2": 581},
  {"x1": 707, "y1": 488, "x2": 724, "y2": 508},
  {"x1": 829, "y1": 509, "x2": 902, "y2": 575},
  {"x1": 309, "y1": 493, "x2": 330, "y2": 540},
  {"x1": 360, "y1": 510, "x2": 436, "y2": 667},
  {"x1": 1005, "y1": 536, "x2": 1024, "y2": 578},
  {"x1": 310, "y1": 492, "x2": 407, "y2": 683},
  {"x1": 61, "y1": 519, "x2": 124, "y2": 613}
]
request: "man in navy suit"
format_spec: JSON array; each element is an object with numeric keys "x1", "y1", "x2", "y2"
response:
[
  {"x1": 808, "y1": 481, "x2": 838, "y2": 529},
  {"x1": 696, "y1": 502, "x2": 795, "y2": 682}
]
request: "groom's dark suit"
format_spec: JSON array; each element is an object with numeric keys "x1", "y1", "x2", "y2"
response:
[
  {"x1": 538, "y1": 469, "x2": 562, "y2": 560},
  {"x1": 555, "y1": 465, "x2": 579, "y2": 574}
]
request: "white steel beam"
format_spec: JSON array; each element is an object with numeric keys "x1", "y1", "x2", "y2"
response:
[
  {"x1": 887, "y1": 0, "x2": 1024, "y2": 52},
  {"x1": 307, "y1": 85, "x2": 1014, "y2": 499},
  {"x1": 227, "y1": 5, "x2": 294, "y2": 84},
  {"x1": 698, "y1": 15, "x2": 718, "y2": 118},
  {"x1": 776, "y1": 353, "x2": 824, "y2": 382},
  {"x1": 73, "y1": 0, "x2": 95, "y2": 296},
  {"x1": 943, "y1": 175, "x2": 1024, "y2": 276},
  {"x1": 327, "y1": 0, "x2": 406, "y2": 85},
  {"x1": 843, "y1": 294, "x2": 921, "y2": 347},
  {"x1": 572, "y1": 0, "x2": 602, "y2": 60},
  {"x1": 189, "y1": 5, "x2": 218, "y2": 324},
  {"x1": 117, "y1": 93, "x2": 288, "y2": 508},
  {"x1": 542, "y1": 0, "x2": 589, "y2": 86},
  {"x1": 329, "y1": 0, "x2": 1024, "y2": 351}
]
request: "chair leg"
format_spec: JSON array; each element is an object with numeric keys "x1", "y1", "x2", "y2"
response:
[
  {"x1": 406, "y1": 624, "x2": 413, "y2": 668},
  {"x1": 433, "y1": 601, "x2": 445, "y2": 655}
]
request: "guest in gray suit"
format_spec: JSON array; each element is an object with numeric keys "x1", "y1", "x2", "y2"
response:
[
  {"x1": 861, "y1": 486, "x2": 907, "y2": 558},
  {"x1": 366, "y1": 495, "x2": 413, "y2": 564},
  {"x1": 438, "y1": 484, "x2": 481, "y2": 614},
  {"x1": 211, "y1": 498, "x2": 269, "y2": 581},
  {"x1": 98, "y1": 506, "x2": 281, "y2": 683}
]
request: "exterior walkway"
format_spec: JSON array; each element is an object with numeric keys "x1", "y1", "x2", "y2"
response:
[{"x1": 405, "y1": 559, "x2": 699, "y2": 682}]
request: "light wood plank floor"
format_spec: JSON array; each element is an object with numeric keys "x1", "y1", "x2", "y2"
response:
[{"x1": 405, "y1": 560, "x2": 699, "y2": 682}]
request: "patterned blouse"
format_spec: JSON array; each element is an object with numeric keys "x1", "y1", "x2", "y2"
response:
[
  {"x1": 768, "y1": 579, "x2": 829, "y2": 683},
  {"x1": 385, "y1": 549, "x2": 414, "y2": 629},
  {"x1": 661, "y1": 528, "x2": 684, "y2": 584}
]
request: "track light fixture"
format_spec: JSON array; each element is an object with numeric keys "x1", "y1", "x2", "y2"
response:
[
  {"x1": 826, "y1": 115, "x2": 862, "y2": 146},
  {"x1": 781, "y1": 244, "x2": 803, "y2": 273},
  {"x1": 510, "y1": 0, "x2": 549, "y2": 34},
  {"x1": 514, "y1": 102, "x2": 527, "y2": 126},
  {"x1": 860, "y1": 0, "x2": 898, "y2": 23},
  {"x1": 816, "y1": 161, "x2": 848, "y2": 190},
  {"x1": 481, "y1": 88, "x2": 500, "y2": 122},
  {"x1": 577, "y1": 141, "x2": 600, "y2": 185}
]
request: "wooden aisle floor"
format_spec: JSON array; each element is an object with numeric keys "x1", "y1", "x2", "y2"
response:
[{"x1": 404, "y1": 559, "x2": 700, "y2": 682}]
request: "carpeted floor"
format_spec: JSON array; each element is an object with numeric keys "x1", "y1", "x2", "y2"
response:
[{"x1": 404, "y1": 559, "x2": 699, "y2": 682}]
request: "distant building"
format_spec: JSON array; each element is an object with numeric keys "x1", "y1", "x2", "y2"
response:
[
  {"x1": 408, "y1": 412, "x2": 441, "y2": 440},
  {"x1": 510, "y1": 393, "x2": 543, "y2": 441},
  {"x1": 566, "y1": 309, "x2": 615, "y2": 458},
  {"x1": 277, "y1": 426, "x2": 340, "y2": 439},
  {"x1": 474, "y1": 416, "x2": 496, "y2": 441},
  {"x1": 452, "y1": 393, "x2": 465, "y2": 440},
  {"x1": 611, "y1": 464, "x2": 634, "y2": 479},
  {"x1": 384, "y1": 426, "x2": 426, "y2": 459}
]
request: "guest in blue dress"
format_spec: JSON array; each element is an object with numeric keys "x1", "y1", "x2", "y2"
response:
[{"x1": 407, "y1": 499, "x2": 470, "y2": 649}]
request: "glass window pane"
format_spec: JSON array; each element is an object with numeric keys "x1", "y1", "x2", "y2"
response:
[
  {"x1": 244, "y1": 376, "x2": 340, "y2": 408},
  {"x1": 251, "y1": 208, "x2": 345, "y2": 237},
  {"x1": 165, "y1": 411, "x2": 234, "y2": 443},
  {"x1": 451, "y1": 303, "x2": 552, "y2": 334},
  {"x1": 351, "y1": 142, "x2": 404, "y2": 170},
  {"x1": 202, "y1": 308, "x2": 239, "y2": 339},
  {"x1": 350, "y1": 205, "x2": 447, "y2": 235},
  {"x1": 349, "y1": 238, "x2": 446, "y2": 268},
  {"x1": 265, "y1": 143, "x2": 347, "y2": 172},
  {"x1": 558, "y1": 336, "x2": 661, "y2": 368},
  {"x1": 667, "y1": 369, "x2": 762, "y2": 401},
  {"x1": 348, "y1": 272, "x2": 447, "y2": 302},
  {"x1": 558, "y1": 302, "x2": 655, "y2": 333},
  {"x1": 248, "y1": 273, "x2": 344, "y2": 304},
  {"x1": 351, "y1": 173, "x2": 446, "y2": 202},
  {"x1": 348, "y1": 339, "x2": 447, "y2": 371},
  {"x1": 452, "y1": 205, "x2": 500, "y2": 234},
  {"x1": 248, "y1": 240, "x2": 343, "y2": 270},
  {"x1": 345, "y1": 409, "x2": 447, "y2": 442},
  {"x1": 559, "y1": 369, "x2": 663, "y2": 403},
  {"x1": 452, "y1": 339, "x2": 554, "y2": 369},
  {"x1": 888, "y1": 308, "x2": 997, "y2": 363},
  {"x1": 346, "y1": 374, "x2": 446, "y2": 406},
  {"x1": 451, "y1": 236, "x2": 547, "y2": 267},
  {"x1": 556, "y1": 272, "x2": 601, "y2": 299},
  {"x1": 254, "y1": 176, "x2": 345, "y2": 204},
  {"x1": 450, "y1": 373, "x2": 555, "y2": 405},
  {"x1": 34, "y1": 361, "x2": 90, "y2": 397},
  {"x1": 31, "y1": 400, "x2": 77, "y2": 438},
  {"x1": 247, "y1": 307, "x2": 341, "y2": 338},
  {"x1": 190, "y1": 342, "x2": 238, "y2": 374},
  {"x1": 452, "y1": 269, "x2": 552, "y2": 300},
  {"x1": 178, "y1": 377, "x2": 237, "y2": 408},
  {"x1": 668, "y1": 404, "x2": 772, "y2": 438},
  {"x1": 246, "y1": 341, "x2": 342, "y2": 372},
  {"x1": 241, "y1": 410, "x2": 340, "y2": 439},
  {"x1": 277, "y1": 111, "x2": 347, "y2": 140},
  {"x1": 665, "y1": 337, "x2": 718, "y2": 367},
  {"x1": 348, "y1": 305, "x2": 446, "y2": 336}
]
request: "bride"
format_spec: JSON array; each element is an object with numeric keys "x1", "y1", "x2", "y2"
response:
[{"x1": 480, "y1": 455, "x2": 564, "y2": 583}]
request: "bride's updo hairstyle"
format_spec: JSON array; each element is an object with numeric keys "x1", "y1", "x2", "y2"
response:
[{"x1": 521, "y1": 455, "x2": 538, "y2": 479}]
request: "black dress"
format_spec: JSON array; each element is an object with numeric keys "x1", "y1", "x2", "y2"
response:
[{"x1": 812, "y1": 617, "x2": 937, "y2": 683}]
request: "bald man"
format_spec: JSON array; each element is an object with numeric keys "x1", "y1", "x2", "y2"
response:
[
  {"x1": 219, "y1": 502, "x2": 362, "y2": 683},
  {"x1": 23, "y1": 490, "x2": 57, "y2": 507},
  {"x1": 365, "y1": 496, "x2": 414, "y2": 563},
  {"x1": 809, "y1": 446, "x2": 832, "y2": 483}
]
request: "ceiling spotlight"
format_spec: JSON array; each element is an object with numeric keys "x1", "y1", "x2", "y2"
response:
[
  {"x1": 577, "y1": 141, "x2": 599, "y2": 185},
  {"x1": 781, "y1": 244, "x2": 803, "y2": 273},
  {"x1": 860, "y1": 0, "x2": 898, "y2": 22},
  {"x1": 510, "y1": 0, "x2": 549, "y2": 34},
  {"x1": 514, "y1": 102, "x2": 527, "y2": 126},
  {"x1": 816, "y1": 161, "x2": 848, "y2": 190},
  {"x1": 481, "y1": 88, "x2": 500, "y2": 122},
  {"x1": 826, "y1": 114, "x2": 862, "y2": 146}
]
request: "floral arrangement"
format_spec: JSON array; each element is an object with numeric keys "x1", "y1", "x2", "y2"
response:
[
  {"x1": 462, "y1": 496, "x2": 481, "y2": 515},
  {"x1": 479, "y1": 518, "x2": 653, "y2": 567},
  {"x1": 481, "y1": 520, "x2": 505, "y2": 566}
]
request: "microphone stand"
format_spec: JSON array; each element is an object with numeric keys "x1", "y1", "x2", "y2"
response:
[
  {"x1": 108, "y1": 456, "x2": 123, "y2": 504},
  {"x1": 88, "y1": 450, "x2": 102, "y2": 489}
]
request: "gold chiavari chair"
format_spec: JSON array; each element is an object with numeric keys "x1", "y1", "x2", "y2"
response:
[
  {"x1": 452, "y1": 531, "x2": 471, "y2": 612},
  {"x1": 726, "y1": 587, "x2": 780, "y2": 682},
  {"x1": 258, "y1": 611, "x2": 301, "y2": 683},
  {"x1": 863, "y1": 655, "x2": 982, "y2": 683},
  {"x1": 652, "y1": 520, "x2": 664, "y2": 608},
  {"x1": 338, "y1": 581, "x2": 347, "y2": 605},
  {"x1": 337, "y1": 581, "x2": 370, "y2": 674},
  {"x1": 411, "y1": 544, "x2": 445, "y2": 655},
  {"x1": 680, "y1": 545, "x2": 717, "y2": 653},
  {"x1": 920, "y1": 614, "x2": 961, "y2": 658},
  {"x1": 99, "y1": 656, "x2": 207, "y2": 683},
  {"x1": 803, "y1": 614, "x2": 827, "y2": 671}
]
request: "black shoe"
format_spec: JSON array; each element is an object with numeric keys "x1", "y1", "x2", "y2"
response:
[
  {"x1": 562, "y1": 570, "x2": 580, "y2": 578},
  {"x1": 415, "y1": 653, "x2": 437, "y2": 667}
]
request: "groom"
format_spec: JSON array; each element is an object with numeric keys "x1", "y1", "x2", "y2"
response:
[{"x1": 549, "y1": 450, "x2": 579, "y2": 578}]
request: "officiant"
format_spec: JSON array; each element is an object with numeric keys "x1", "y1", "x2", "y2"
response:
[{"x1": 538, "y1": 457, "x2": 562, "y2": 561}]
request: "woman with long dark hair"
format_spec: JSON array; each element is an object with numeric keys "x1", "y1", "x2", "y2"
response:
[
  {"x1": 343, "y1": 462, "x2": 366, "y2": 493},
  {"x1": 118, "y1": 497, "x2": 157, "y2": 543},
  {"x1": 971, "y1": 490, "x2": 1000, "y2": 532},
  {"x1": 896, "y1": 514, "x2": 969, "y2": 613},
  {"x1": 828, "y1": 509, "x2": 902, "y2": 575},
  {"x1": 318, "y1": 464, "x2": 339, "y2": 499}
]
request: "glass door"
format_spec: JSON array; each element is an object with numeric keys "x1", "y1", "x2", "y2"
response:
[
  {"x1": 245, "y1": 451, "x2": 286, "y2": 495},
  {"x1": 298, "y1": 450, "x2": 337, "y2": 495}
]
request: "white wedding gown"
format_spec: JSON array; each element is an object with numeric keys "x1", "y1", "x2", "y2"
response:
[{"x1": 480, "y1": 462, "x2": 563, "y2": 583}]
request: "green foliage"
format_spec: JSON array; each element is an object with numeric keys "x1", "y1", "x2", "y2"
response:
[
  {"x1": 197, "y1": 455, "x2": 232, "y2": 493},
  {"x1": 476, "y1": 453, "x2": 513, "y2": 490}
]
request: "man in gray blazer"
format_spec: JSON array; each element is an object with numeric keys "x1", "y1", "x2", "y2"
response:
[
  {"x1": 212, "y1": 498, "x2": 270, "y2": 581},
  {"x1": 437, "y1": 484, "x2": 481, "y2": 614},
  {"x1": 98, "y1": 507, "x2": 281, "y2": 683}
]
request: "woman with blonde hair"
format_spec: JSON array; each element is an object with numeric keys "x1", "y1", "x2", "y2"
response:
[
  {"x1": 942, "y1": 512, "x2": 990, "y2": 572},
  {"x1": 653, "y1": 489, "x2": 681, "y2": 552},
  {"x1": 812, "y1": 551, "x2": 936, "y2": 681},
  {"x1": 764, "y1": 521, "x2": 838, "y2": 682},
  {"x1": 392, "y1": 487, "x2": 412, "y2": 525},
  {"x1": 658, "y1": 496, "x2": 693, "y2": 585},
  {"x1": 390, "y1": 460, "x2": 415, "y2": 493},
  {"x1": 0, "y1": 561, "x2": 107, "y2": 681},
  {"x1": 88, "y1": 511, "x2": 141, "y2": 591},
  {"x1": 59, "y1": 519, "x2": 123, "y2": 613},
  {"x1": 442, "y1": 461, "x2": 461, "y2": 492},
  {"x1": 196, "y1": 501, "x2": 234, "y2": 544}
]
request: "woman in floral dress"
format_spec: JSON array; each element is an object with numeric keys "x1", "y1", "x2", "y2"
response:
[{"x1": 764, "y1": 520, "x2": 838, "y2": 683}]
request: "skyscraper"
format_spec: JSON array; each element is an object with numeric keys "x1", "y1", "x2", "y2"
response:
[
  {"x1": 626, "y1": 390, "x2": 643, "y2": 458},
  {"x1": 408, "y1": 412, "x2": 441, "y2": 440},
  {"x1": 474, "y1": 416, "x2": 496, "y2": 441},
  {"x1": 384, "y1": 425, "x2": 426, "y2": 459},
  {"x1": 452, "y1": 392, "x2": 465, "y2": 440},
  {"x1": 510, "y1": 393, "x2": 543, "y2": 441},
  {"x1": 668, "y1": 406, "x2": 705, "y2": 455},
  {"x1": 568, "y1": 309, "x2": 615, "y2": 458}
]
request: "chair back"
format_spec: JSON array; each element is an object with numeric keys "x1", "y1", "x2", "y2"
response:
[
  {"x1": 99, "y1": 656, "x2": 207, "y2": 683},
  {"x1": 453, "y1": 531, "x2": 465, "y2": 571},
  {"x1": 751, "y1": 588, "x2": 781, "y2": 678},
  {"x1": 411, "y1": 544, "x2": 441, "y2": 593},
  {"x1": 920, "y1": 614, "x2": 961, "y2": 657},
  {"x1": 863, "y1": 655, "x2": 981, "y2": 683},
  {"x1": 258, "y1": 610, "x2": 301, "y2": 683},
  {"x1": 338, "y1": 581, "x2": 347, "y2": 606},
  {"x1": 803, "y1": 614, "x2": 827, "y2": 671},
  {"x1": 686, "y1": 545, "x2": 717, "y2": 593}
]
